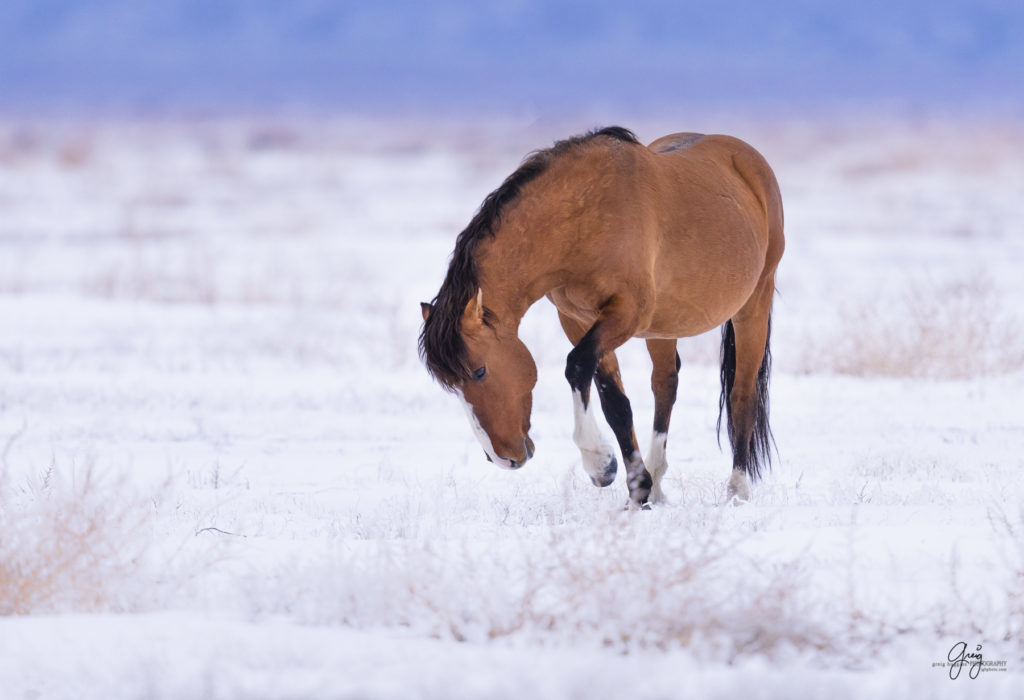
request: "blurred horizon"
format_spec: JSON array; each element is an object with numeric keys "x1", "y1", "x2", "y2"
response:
[{"x1": 0, "y1": 0, "x2": 1022, "y2": 118}]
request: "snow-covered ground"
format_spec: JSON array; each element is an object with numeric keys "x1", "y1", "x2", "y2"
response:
[{"x1": 1, "y1": 114, "x2": 1022, "y2": 698}]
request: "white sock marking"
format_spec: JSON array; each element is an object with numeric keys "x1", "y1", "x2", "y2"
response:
[
  {"x1": 646, "y1": 431, "x2": 668, "y2": 503},
  {"x1": 572, "y1": 390, "x2": 616, "y2": 482},
  {"x1": 727, "y1": 470, "x2": 751, "y2": 503}
]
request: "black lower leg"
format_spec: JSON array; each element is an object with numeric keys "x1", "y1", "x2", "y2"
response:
[
  {"x1": 595, "y1": 367, "x2": 652, "y2": 503},
  {"x1": 565, "y1": 328, "x2": 600, "y2": 405}
]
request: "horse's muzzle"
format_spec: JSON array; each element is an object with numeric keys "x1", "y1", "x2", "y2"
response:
[
  {"x1": 509, "y1": 437, "x2": 535, "y2": 469},
  {"x1": 486, "y1": 437, "x2": 534, "y2": 470}
]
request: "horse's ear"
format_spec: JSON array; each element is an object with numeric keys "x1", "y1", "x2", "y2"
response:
[
  {"x1": 463, "y1": 288, "x2": 484, "y2": 326},
  {"x1": 420, "y1": 302, "x2": 433, "y2": 321}
]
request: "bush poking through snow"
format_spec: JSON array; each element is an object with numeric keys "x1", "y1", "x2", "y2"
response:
[
  {"x1": 807, "y1": 274, "x2": 1024, "y2": 379},
  {"x1": 0, "y1": 462, "x2": 156, "y2": 615},
  {"x1": 988, "y1": 507, "x2": 1024, "y2": 649},
  {"x1": 251, "y1": 510, "x2": 840, "y2": 658}
]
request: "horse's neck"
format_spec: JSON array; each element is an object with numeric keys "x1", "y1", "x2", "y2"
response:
[{"x1": 475, "y1": 219, "x2": 567, "y2": 330}]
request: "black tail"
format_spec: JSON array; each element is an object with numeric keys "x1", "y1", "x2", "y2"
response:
[{"x1": 717, "y1": 314, "x2": 775, "y2": 480}]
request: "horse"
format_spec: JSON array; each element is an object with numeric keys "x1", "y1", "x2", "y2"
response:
[{"x1": 419, "y1": 126, "x2": 784, "y2": 506}]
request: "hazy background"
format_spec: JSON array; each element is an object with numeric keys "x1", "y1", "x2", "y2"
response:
[{"x1": 1, "y1": 0, "x2": 1022, "y2": 116}]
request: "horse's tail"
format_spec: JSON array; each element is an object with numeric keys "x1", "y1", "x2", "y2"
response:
[{"x1": 717, "y1": 313, "x2": 774, "y2": 481}]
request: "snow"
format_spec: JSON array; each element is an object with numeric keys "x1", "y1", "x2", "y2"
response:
[
  {"x1": 1, "y1": 115, "x2": 1023, "y2": 697},
  {"x1": 4, "y1": 615, "x2": 1021, "y2": 700}
]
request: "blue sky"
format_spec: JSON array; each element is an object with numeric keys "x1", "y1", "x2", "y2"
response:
[{"x1": 1, "y1": 1, "x2": 1021, "y2": 113}]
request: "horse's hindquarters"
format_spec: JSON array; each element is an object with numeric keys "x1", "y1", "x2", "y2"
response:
[{"x1": 641, "y1": 141, "x2": 778, "y2": 338}]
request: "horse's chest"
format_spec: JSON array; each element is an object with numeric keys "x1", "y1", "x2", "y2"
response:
[{"x1": 546, "y1": 288, "x2": 602, "y2": 326}]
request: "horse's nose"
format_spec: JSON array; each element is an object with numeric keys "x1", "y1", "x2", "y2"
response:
[
  {"x1": 508, "y1": 437, "x2": 534, "y2": 469},
  {"x1": 486, "y1": 438, "x2": 533, "y2": 469}
]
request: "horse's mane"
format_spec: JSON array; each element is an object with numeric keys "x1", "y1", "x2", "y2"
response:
[{"x1": 419, "y1": 126, "x2": 640, "y2": 390}]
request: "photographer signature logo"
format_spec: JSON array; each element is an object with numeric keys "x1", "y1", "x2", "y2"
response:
[{"x1": 933, "y1": 642, "x2": 1009, "y2": 679}]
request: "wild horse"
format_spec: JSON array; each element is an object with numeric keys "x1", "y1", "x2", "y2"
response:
[{"x1": 420, "y1": 127, "x2": 784, "y2": 506}]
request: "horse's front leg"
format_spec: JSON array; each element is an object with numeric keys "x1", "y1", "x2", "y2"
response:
[
  {"x1": 594, "y1": 353, "x2": 651, "y2": 507},
  {"x1": 558, "y1": 313, "x2": 618, "y2": 488},
  {"x1": 563, "y1": 302, "x2": 651, "y2": 507}
]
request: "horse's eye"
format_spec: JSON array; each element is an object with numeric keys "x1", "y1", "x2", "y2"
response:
[{"x1": 471, "y1": 366, "x2": 487, "y2": 381}]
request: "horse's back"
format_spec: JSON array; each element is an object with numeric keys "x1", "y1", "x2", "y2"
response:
[
  {"x1": 648, "y1": 132, "x2": 705, "y2": 154},
  {"x1": 646, "y1": 132, "x2": 783, "y2": 244}
]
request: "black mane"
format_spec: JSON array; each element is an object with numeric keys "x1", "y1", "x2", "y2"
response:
[{"x1": 419, "y1": 126, "x2": 640, "y2": 389}]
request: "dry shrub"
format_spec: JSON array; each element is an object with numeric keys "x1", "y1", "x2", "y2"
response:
[
  {"x1": 265, "y1": 511, "x2": 839, "y2": 659},
  {"x1": 82, "y1": 246, "x2": 218, "y2": 305},
  {"x1": 469, "y1": 516, "x2": 829, "y2": 656},
  {"x1": 0, "y1": 461, "x2": 156, "y2": 615},
  {"x1": 988, "y1": 508, "x2": 1024, "y2": 649},
  {"x1": 806, "y1": 275, "x2": 1023, "y2": 379}
]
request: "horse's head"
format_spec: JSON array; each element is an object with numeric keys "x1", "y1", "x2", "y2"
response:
[{"x1": 420, "y1": 289, "x2": 537, "y2": 469}]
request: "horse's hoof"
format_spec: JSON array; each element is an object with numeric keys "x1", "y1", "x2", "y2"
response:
[
  {"x1": 648, "y1": 483, "x2": 666, "y2": 504},
  {"x1": 585, "y1": 452, "x2": 618, "y2": 487},
  {"x1": 726, "y1": 470, "x2": 751, "y2": 504},
  {"x1": 623, "y1": 498, "x2": 652, "y2": 511}
]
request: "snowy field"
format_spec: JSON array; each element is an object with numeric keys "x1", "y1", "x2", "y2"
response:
[{"x1": 1, "y1": 113, "x2": 1023, "y2": 698}]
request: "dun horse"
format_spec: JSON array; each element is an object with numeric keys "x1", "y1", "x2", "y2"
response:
[{"x1": 419, "y1": 127, "x2": 784, "y2": 506}]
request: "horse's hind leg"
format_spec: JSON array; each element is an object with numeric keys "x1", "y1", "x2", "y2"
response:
[
  {"x1": 645, "y1": 339, "x2": 680, "y2": 503},
  {"x1": 721, "y1": 281, "x2": 775, "y2": 502}
]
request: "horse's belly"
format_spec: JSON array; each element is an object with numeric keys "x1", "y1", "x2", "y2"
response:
[
  {"x1": 639, "y1": 303, "x2": 732, "y2": 339},
  {"x1": 640, "y1": 288, "x2": 741, "y2": 337},
  {"x1": 643, "y1": 227, "x2": 767, "y2": 337}
]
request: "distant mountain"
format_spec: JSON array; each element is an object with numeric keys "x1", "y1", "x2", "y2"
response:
[{"x1": 1, "y1": 0, "x2": 1021, "y2": 112}]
